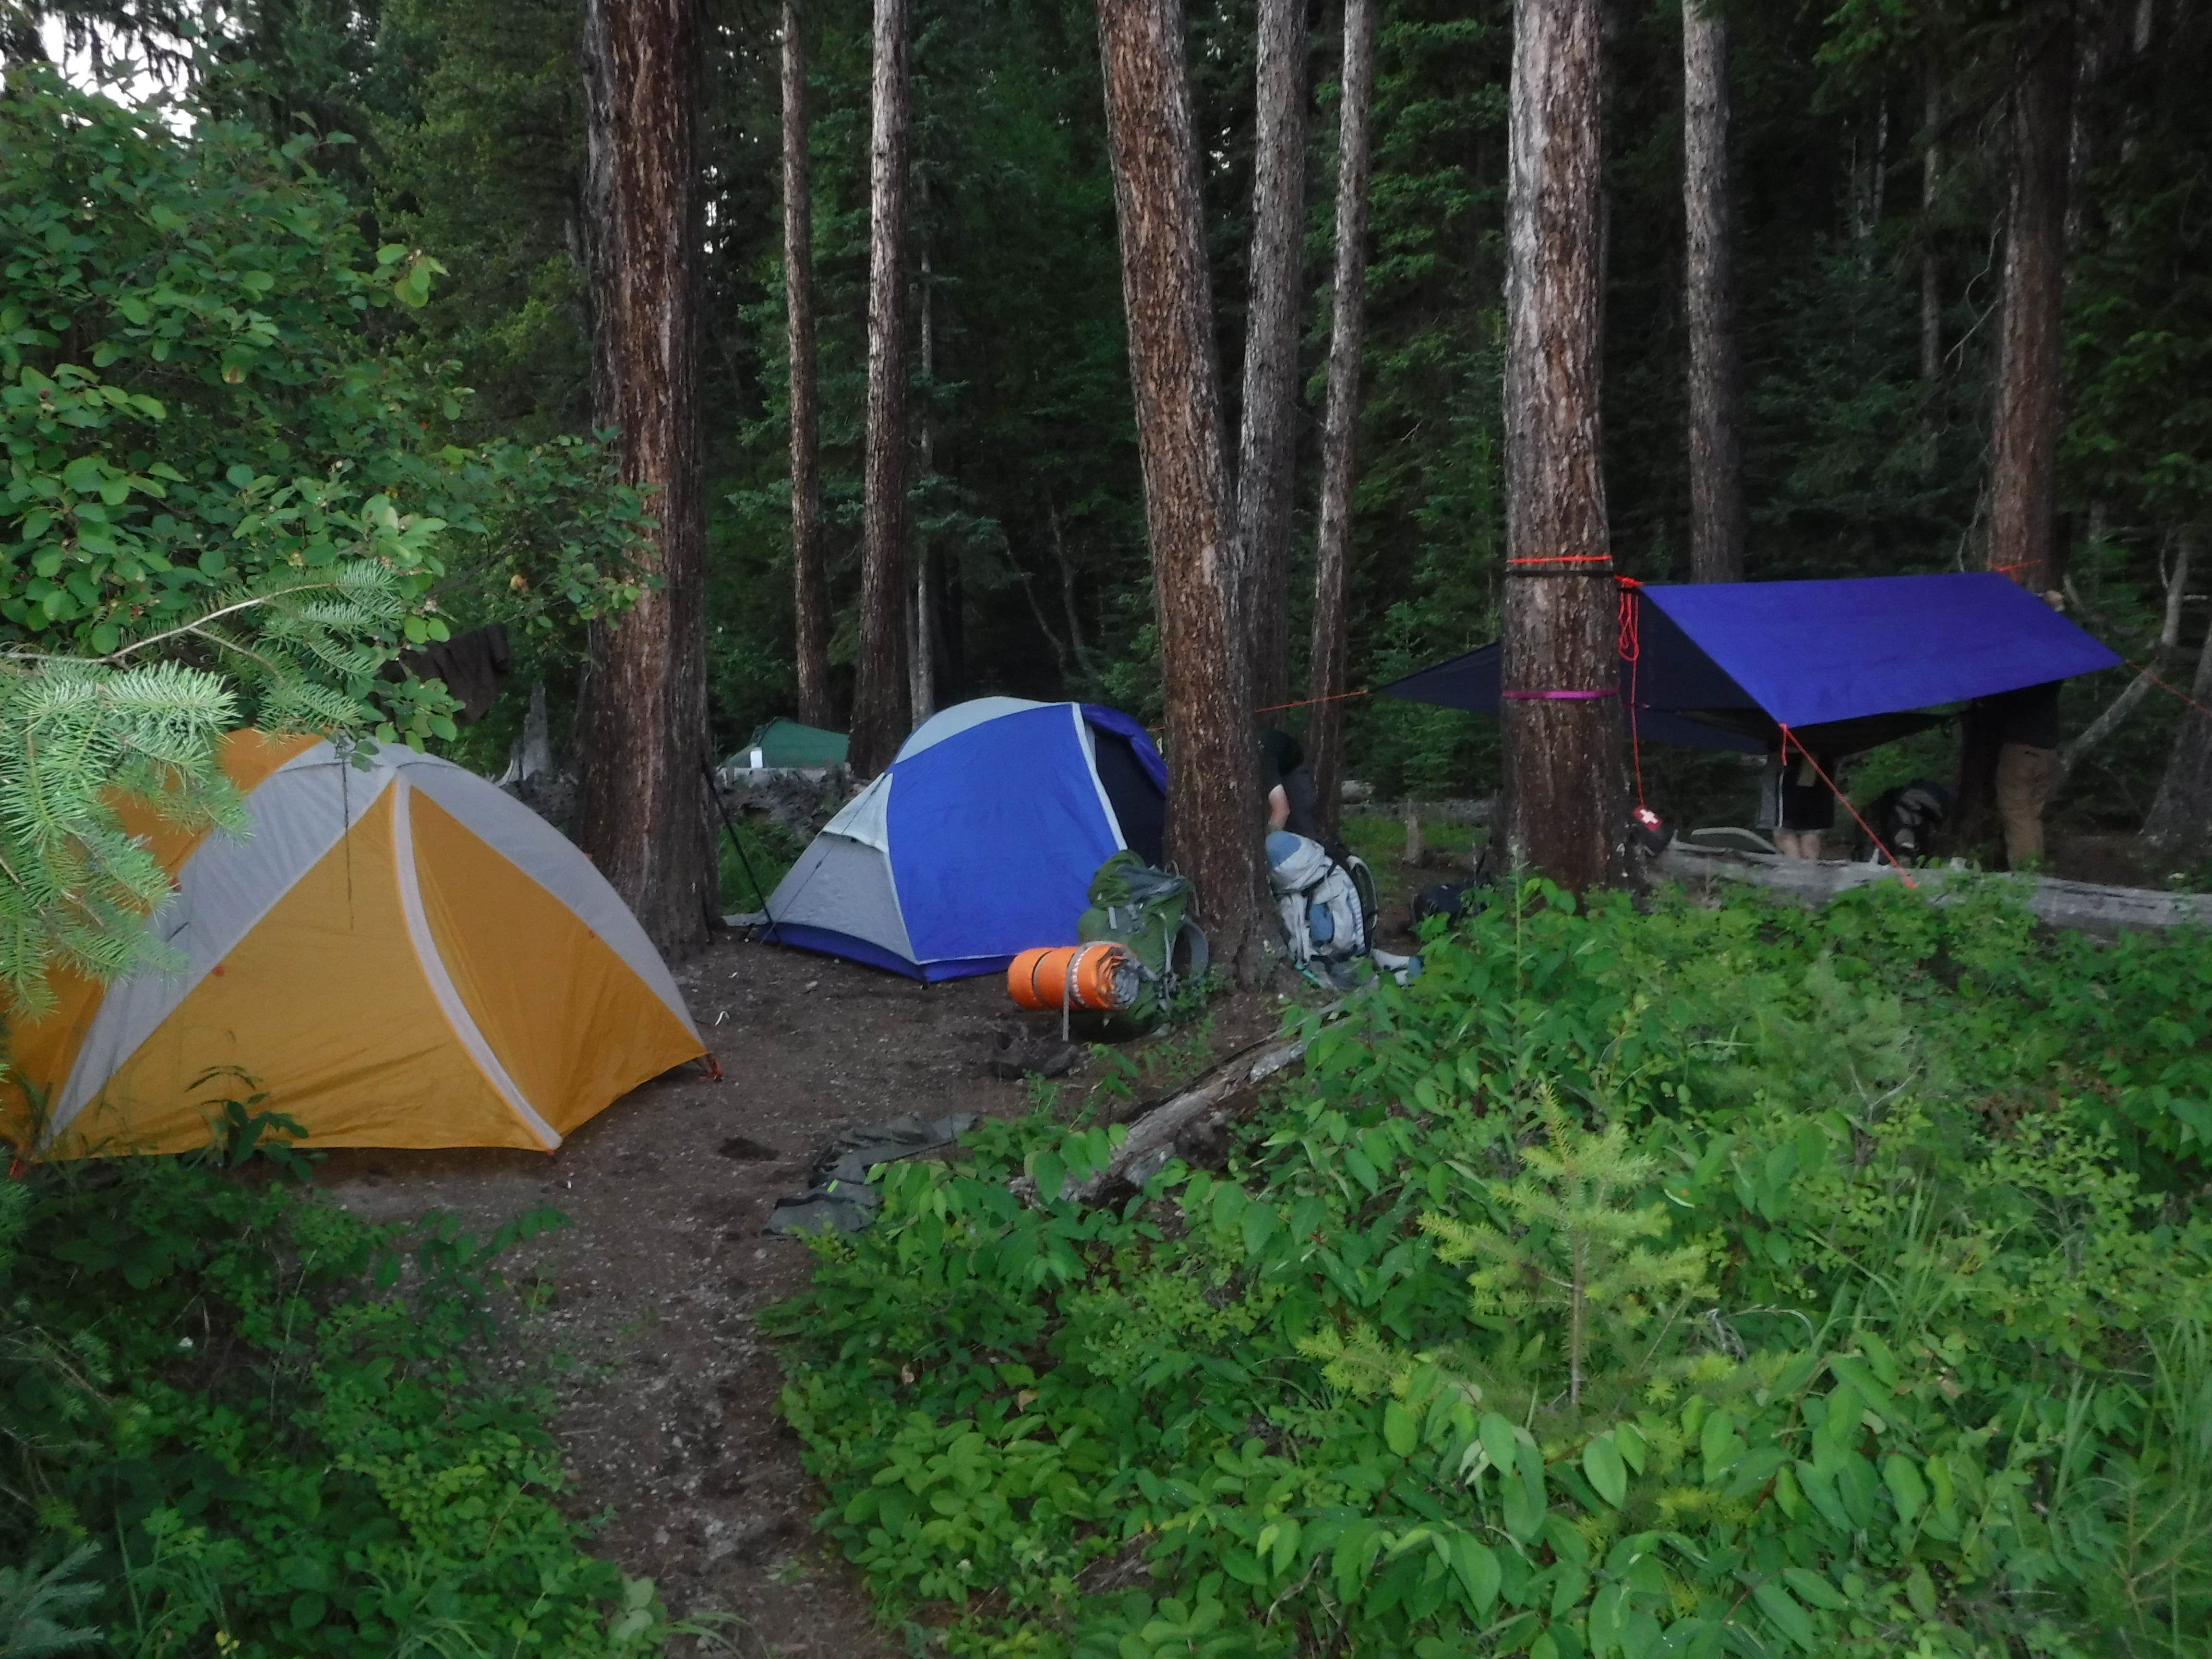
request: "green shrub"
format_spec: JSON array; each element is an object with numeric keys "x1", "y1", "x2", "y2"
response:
[
  {"x1": 765, "y1": 879, "x2": 2212, "y2": 1657},
  {"x1": 0, "y1": 1112, "x2": 696, "y2": 1656}
]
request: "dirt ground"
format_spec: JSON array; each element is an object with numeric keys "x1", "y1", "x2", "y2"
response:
[{"x1": 316, "y1": 928, "x2": 1284, "y2": 1657}]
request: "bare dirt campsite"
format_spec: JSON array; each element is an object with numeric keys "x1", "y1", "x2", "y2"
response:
[{"x1": 317, "y1": 930, "x2": 1285, "y2": 1656}]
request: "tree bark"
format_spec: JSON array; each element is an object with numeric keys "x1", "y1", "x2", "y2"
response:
[
  {"x1": 1500, "y1": 0, "x2": 1623, "y2": 892},
  {"x1": 1235, "y1": 0, "x2": 1310, "y2": 715},
  {"x1": 850, "y1": 0, "x2": 913, "y2": 777},
  {"x1": 1097, "y1": 0, "x2": 1270, "y2": 975},
  {"x1": 578, "y1": 0, "x2": 712, "y2": 954},
  {"x1": 1986, "y1": 23, "x2": 2073, "y2": 594},
  {"x1": 2142, "y1": 552, "x2": 2212, "y2": 864},
  {"x1": 783, "y1": 0, "x2": 832, "y2": 731},
  {"x1": 1681, "y1": 0, "x2": 1743, "y2": 584},
  {"x1": 1307, "y1": 0, "x2": 1377, "y2": 842},
  {"x1": 911, "y1": 237, "x2": 938, "y2": 723},
  {"x1": 1920, "y1": 59, "x2": 1941, "y2": 388},
  {"x1": 1919, "y1": 54, "x2": 1942, "y2": 476}
]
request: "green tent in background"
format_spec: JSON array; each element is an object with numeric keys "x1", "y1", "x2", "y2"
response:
[{"x1": 725, "y1": 717, "x2": 849, "y2": 770}]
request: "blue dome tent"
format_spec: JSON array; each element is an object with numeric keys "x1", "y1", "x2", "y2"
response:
[{"x1": 762, "y1": 698, "x2": 1167, "y2": 980}]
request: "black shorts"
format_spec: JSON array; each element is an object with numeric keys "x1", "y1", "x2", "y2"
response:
[{"x1": 1760, "y1": 759, "x2": 1836, "y2": 834}]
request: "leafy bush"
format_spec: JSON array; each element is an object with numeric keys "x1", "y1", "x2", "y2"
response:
[
  {"x1": 766, "y1": 879, "x2": 2212, "y2": 1657},
  {"x1": 0, "y1": 1112, "x2": 691, "y2": 1656},
  {"x1": 0, "y1": 65, "x2": 649, "y2": 746},
  {"x1": 716, "y1": 816, "x2": 806, "y2": 914}
]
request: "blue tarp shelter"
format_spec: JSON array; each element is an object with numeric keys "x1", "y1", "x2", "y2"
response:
[
  {"x1": 763, "y1": 698, "x2": 1167, "y2": 980},
  {"x1": 1381, "y1": 573, "x2": 2120, "y2": 750}
]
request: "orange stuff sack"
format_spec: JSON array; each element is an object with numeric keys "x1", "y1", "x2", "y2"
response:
[{"x1": 1007, "y1": 943, "x2": 1141, "y2": 1012}]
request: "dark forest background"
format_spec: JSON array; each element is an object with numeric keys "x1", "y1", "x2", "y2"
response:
[{"x1": 16, "y1": 0, "x2": 2210, "y2": 840}]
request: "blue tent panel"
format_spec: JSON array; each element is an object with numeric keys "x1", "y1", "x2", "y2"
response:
[
  {"x1": 885, "y1": 704, "x2": 1124, "y2": 972},
  {"x1": 1082, "y1": 704, "x2": 1170, "y2": 792},
  {"x1": 767, "y1": 923, "x2": 923, "y2": 980},
  {"x1": 1642, "y1": 573, "x2": 2119, "y2": 727}
]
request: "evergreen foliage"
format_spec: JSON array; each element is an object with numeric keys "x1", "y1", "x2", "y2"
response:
[
  {"x1": 0, "y1": 654, "x2": 240, "y2": 1014},
  {"x1": 0, "y1": 1542, "x2": 103, "y2": 1658},
  {"x1": 1419, "y1": 1084, "x2": 1712, "y2": 1409}
]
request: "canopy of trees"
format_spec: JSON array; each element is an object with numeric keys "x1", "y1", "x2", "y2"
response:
[{"x1": 6, "y1": 0, "x2": 2212, "y2": 902}]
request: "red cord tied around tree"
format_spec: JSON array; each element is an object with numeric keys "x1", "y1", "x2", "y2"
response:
[{"x1": 1616, "y1": 576, "x2": 1647, "y2": 813}]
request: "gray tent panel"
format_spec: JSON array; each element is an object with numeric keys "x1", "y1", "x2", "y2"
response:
[{"x1": 766, "y1": 833, "x2": 916, "y2": 963}]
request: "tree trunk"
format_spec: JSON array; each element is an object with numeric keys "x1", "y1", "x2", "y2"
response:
[
  {"x1": 1235, "y1": 0, "x2": 1310, "y2": 716},
  {"x1": 578, "y1": 0, "x2": 712, "y2": 955},
  {"x1": 783, "y1": 0, "x2": 832, "y2": 731},
  {"x1": 1307, "y1": 0, "x2": 1377, "y2": 843},
  {"x1": 850, "y1": 0, "x2": 913, "y2": 777},
  {"x1": 2141, "y1": 565, "x2": 2212, "y2": 864},
  {"x1": 1986, "y1": 23, "x2": 2073, "y2": 594},
  {"x1": 1920, "y1": 61, "x2": 1941, "y2": 385},
  {"x1": 1097, "y1": 0, "x2": 1270, "y2": 975},
  {"x1": 1919, "y1": 54, "x2": 1942, "y2": 474},
  {"x1": 1682, "y1": 0, "x2": 1743, "y2": 584},
  {"x1": 1501, "y1": 0, "x2": 1623, "y2": 892},
  {"x1": 911, "y1": 237, "x2": 938, "y2": 723}
]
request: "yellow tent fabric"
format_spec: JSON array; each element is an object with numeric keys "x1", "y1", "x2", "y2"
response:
[{"x1": 3, "y1": 733, "x2": 705, "y2": 1158}]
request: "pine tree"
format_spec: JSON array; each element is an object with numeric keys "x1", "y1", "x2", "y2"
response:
[
  {"x1": 1306, "y1": 0, "x2": 1378, "y2": 842},
  {"x1": 1421, "y1": 1086, "x2": 1710, "y2": 1408},
  {"x1": 578, "y1": 0, "x2": 715, "y2": 952},
  {"x1": 0, "y1": 661, "x2": 241, "y2": 1017},
  {"x1": 1, "y1": 564, "x2": 412, "y2": 1017},
  {"x1": 1097, "y1": 0, "x2": 1269, "y2": 977},
  {"x1": 1499, "y1": 0, "x2": 1622, "y2": 891}
]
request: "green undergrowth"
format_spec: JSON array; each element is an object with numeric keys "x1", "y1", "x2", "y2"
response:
[
  {"x1": 764, "y1": 878, "x2": 2212, "y2": 1658},
  {"x1": 0, "y1": 1109, "x2": 709, "y2": 1657},
  {"x1": 716, "y1": 816, "x2": 805, "y2": 914}
]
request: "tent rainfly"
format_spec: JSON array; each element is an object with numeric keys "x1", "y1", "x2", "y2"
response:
[
  {"x1": 3, "y1": 732, "x2": 705, "y2": 1158},
  {"x1": 763, "y1": 698, "x2": 1166, "y2": 981},
  {"x1": 726, "y1": 717, "x2": 850, "y2": 771},
  {"x1": 1382, "y1": 573, "x2": 2121, "y2": 750}
]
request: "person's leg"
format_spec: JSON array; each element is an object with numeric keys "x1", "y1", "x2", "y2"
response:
[{"x1": 1995, "y1": 743, "x2": 2056, "y2": 869}]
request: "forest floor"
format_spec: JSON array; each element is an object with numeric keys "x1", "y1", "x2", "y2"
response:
[{"x1": 314, "y1": 928, "x2": 1289, "y2": 1657}]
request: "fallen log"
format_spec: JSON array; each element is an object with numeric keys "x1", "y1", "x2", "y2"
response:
[
  {"x1": 1651, "y1": 844, "x2": 2212, "y2": 936},
  {"x1": 1011, "y1": 996, "x2": 1358, "y2": 1208},
  {"x1": 1371, "y1": 797, "x2": 1493, "y2": 826}
]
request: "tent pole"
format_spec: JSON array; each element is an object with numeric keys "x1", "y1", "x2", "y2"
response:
[{"x1": 705, "y1": 761, "x2": 781, "y2": 941}]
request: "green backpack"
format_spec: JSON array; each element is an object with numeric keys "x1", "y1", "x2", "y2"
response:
[{"x1": 1077, "y1": 851, "x2": 1209, "y2": 1023}]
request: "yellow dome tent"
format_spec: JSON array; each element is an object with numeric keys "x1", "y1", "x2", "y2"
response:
[{"x1": 3, "y1": 731, "x2": 706, "y2": 1158}]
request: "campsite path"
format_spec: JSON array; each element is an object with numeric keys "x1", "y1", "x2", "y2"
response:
[{"x1": 319, "y1": 931, "x2": 1279, "y2": 1656}]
